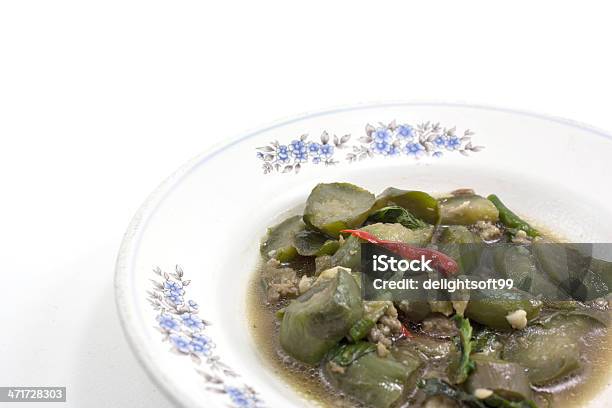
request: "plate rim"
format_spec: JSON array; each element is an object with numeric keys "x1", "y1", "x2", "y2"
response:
[{"x1": 114, "y1": 101, "x2": 612, "y2": 408}]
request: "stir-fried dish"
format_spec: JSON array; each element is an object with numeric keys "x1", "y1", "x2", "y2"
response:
[{"x1": 249, "y1": 182, "x2": 611, "y2": 408}]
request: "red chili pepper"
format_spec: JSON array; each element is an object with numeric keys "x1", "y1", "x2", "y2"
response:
[
  {"x1": 400, "y1": 324, "x2": 413, "y2": 339},
  {"x1": 340, "y1": 229, "x2": 458, "y2": 276}
]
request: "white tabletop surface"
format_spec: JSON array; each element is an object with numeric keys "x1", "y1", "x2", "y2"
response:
[{"x1": 1, "y1": 1, "x2": 612, "y2": 407}]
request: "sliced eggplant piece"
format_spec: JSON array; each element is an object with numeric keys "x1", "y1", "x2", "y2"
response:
[
  {"x1": 260, "y1": 215, "x2": 303, "y2": 262},
  {"x1": 533, "y1": 243, "x2": 610, "y2": 300},
  {"x1": 439, "y1": 195, "x2": 499, "y2": 225},
  {"x1": 466, "y1": 354, "x2": 533, "y2": 401},
  {"x1": 279, "y1": 269, "x2": 362, "y2": 364},
  {"x1": 398, "y1": 300, "x2": 432, "y2": 323},
  {"x1": 325, "y1": 350, "x2": 418, "y2": 408},
  {"x1": 303, "y1": 182, "x2": 375, "y2": 238},
  {"x1": 465, "y1": 288, "x2": 542, "y2": 331},
  {"x1": 437, "y1": 226, "x2": 483, "y2": 274},
  {"x1": 529, "y1": 267, "x2": 572, "y2": 301},
  {"x1": 502, "y1": 314, "x2": 593, "y2": 384},
  {"x1": 293, "y1": 229, "x2": 339, "y2": 257},
  {"x1": 373, "y1": 187, "x2": 440, "y2": 224},
  {"x1": 394, "y1": 335, "x2": 457, "y2": 361},
  {"x1": 493, "y1": 245, "x2": 535, "y2": 292},
  {"x1": 314, "y1": 255, "x2": 333, "y2": 274}
]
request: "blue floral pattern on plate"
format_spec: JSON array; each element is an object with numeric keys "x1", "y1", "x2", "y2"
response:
[
  {"x1": 257, "y1": 120, "x2": 483, "y2": 173},
  {"x1": 257, "y1": 131, "x2": 350, "y2": 174},
  {"x1": 148, "y1": 266, "x2": 263, "y2": 408}
]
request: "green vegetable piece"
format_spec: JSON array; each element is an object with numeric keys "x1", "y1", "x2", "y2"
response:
[
  {"x1": 430, "y1": 300, "x2": 454, "y2": 316},
  {"x1": 327, "y1": 341, "x2": 377, "y2": 366},
  {"x1": 293, "y1": 229, "x2": 339, "y2": 257},
  {"x1": 260, "y1": 215, "x2": 303, "y2": 261},
  {"x1": 437, "y1": 226, "x2": 483, "y2": 274},
  {"x1": 465, "y1": 288, "x2": 542, "y2": 331},
  {"x1": 487, "y1": 195, "x2": 539, "y2": 237},
  {"x1": 438, "y1": 225, "x2": 482, "y2": 244},
  {"x1": 347, "y1": 318, "x2": 375, "y2": 343},
  {"x1": 373, "y1": 187, "x2": 440, "y2": 224},
  {"x1": 502, "y1": 314, "x2": 592, "y2": 384},
  {"x1": 450, "y1": 315, "x2": 475, "y2": 384},
  {"x1": 532, "y1": 243, "x2": 610, "y2": 300},
  {"x1": 367, "y1": 205, "x2": 428, "y2": 229},
  {"x1": 303, "y1": 182, "x2": 375, "y2": 238},
  {"x1": 472, "y1": 328, "x2": 503, "y2": 358},
  {"x1": 348, "y1": 301, "x2": 389, "y2": 342},
  {"x1": 363, "y1": 300, "x2": 390, "y2": 319},
  {"x1": 331, "y1": 222, "x2": 433, "y2": 271},
  {"x1": 466, "y1": 354, "x2": 533, "y2": 401},
  {"x1": 360, "y1": 222, "x2": 434, "y2": 243},
  {"x1": 393, "y1": 335, "x2": 457, "y2": 362},
  {"x1": 532, "y1": 242, "x2": 578, "y2": 286},
  {"x1": 529, "y1": 267, "x2": 571, "y2": 302},
  {"x1": 397, "y1": 300, "x2": 431, "y2": 323},
  {"x1": 325, "y1": 351, "x2": 416, "y2": 408},
  {"x1": 439, "y1": 195, "x2": 499, "y2": 225},
  {"x1": 293, "y1": 229, "x2": 327, "y2": 256},
  {"x1": 388, "y1": 345, "x2": 422, "y2": 375},
  {"x1": 314, "y1": 255, "x2": 333, "y2": 274},
  {"x1": 493, "y1": 246, "x2": 535, "y2": 292},
  {"x1": 318, "y1": 240, "x2": 340, "y2": 256},
  {"x1": 280, "y1": 270, "x2": 362, "y2": 364}
]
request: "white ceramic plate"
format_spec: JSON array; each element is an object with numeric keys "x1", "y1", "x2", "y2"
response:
[{"x1": 115, "y1": 103, "x2": 612, "y2": 408}]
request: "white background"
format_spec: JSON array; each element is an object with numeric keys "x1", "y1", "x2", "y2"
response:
[{"x1": 1, "y1": 1, "x2": 611, "y2": 407}]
